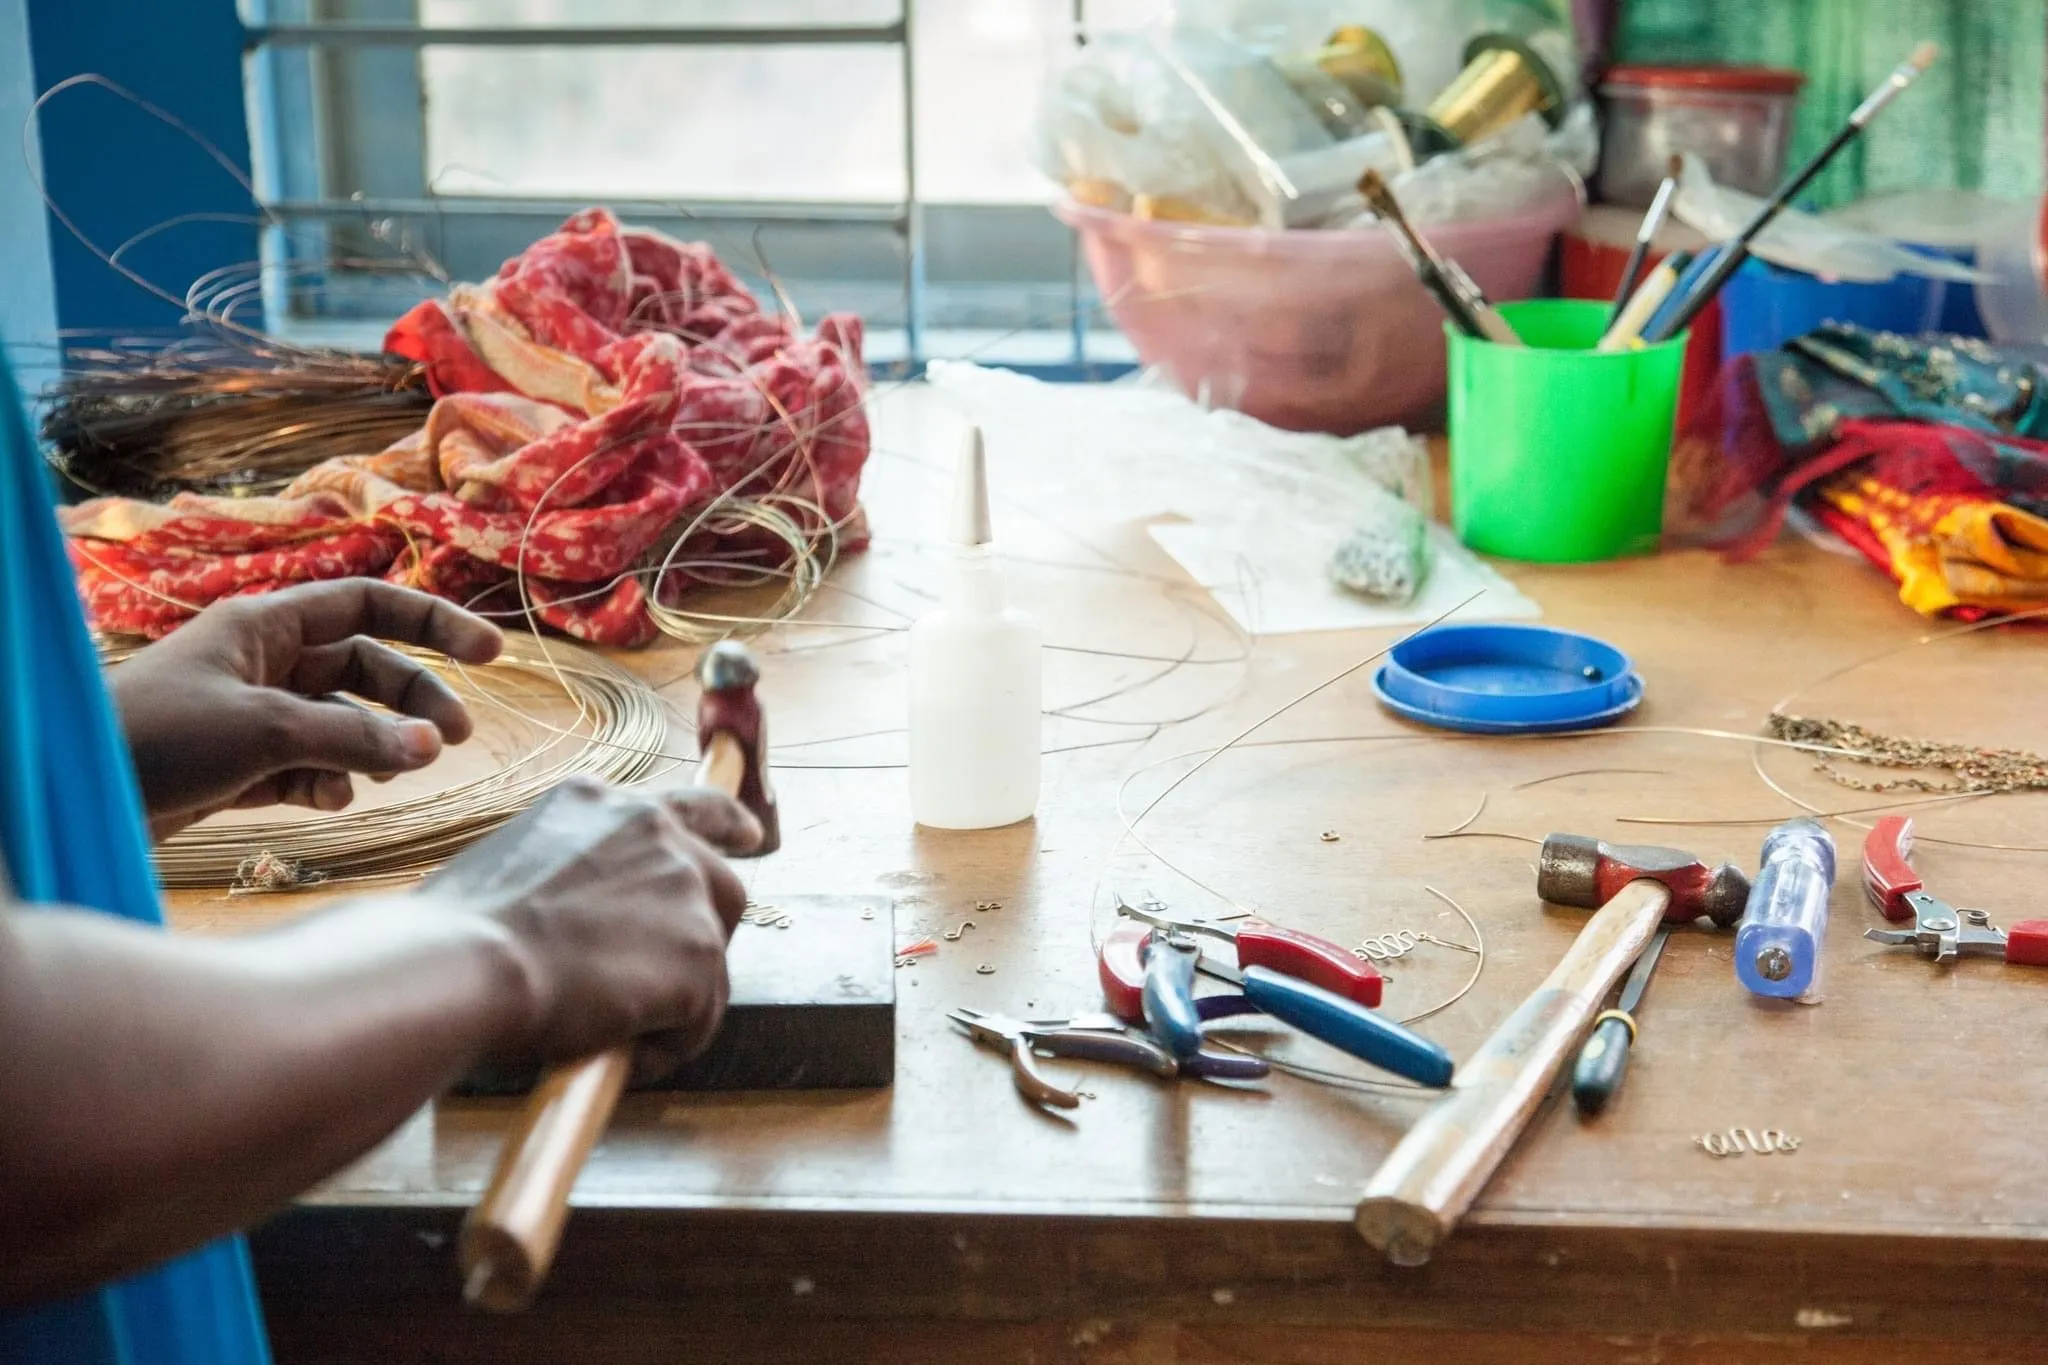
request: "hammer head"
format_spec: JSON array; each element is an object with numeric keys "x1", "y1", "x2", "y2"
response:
[
  {"x1": 1538, "y1": 833, "x2": 1750, "y2": 929},
  {"x1": 695, "y1": 640, "x2": 779, "y2": 855},
  {"x1": 697, "y1": 639, "x2": 760, "y2": 694}
]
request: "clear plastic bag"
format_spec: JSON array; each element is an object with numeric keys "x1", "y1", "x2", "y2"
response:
[
  {"x1": 1030, "y1": 32, "x2": 1264, "y2": 223},
  {"x1": 1033, "y1": 4, "x2": 1591, "y2": 230},
  {"x1": 1673, "y1": 154, "x2": 1986, "y2": 285}
]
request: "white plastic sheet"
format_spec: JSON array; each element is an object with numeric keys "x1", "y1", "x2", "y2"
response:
[
  {"x1": 925, "y1": 362, "x2": 1540, "y2": 635},
  {"x1": 1672, "y1": 153, "x2": 1987, "y2": 284}
]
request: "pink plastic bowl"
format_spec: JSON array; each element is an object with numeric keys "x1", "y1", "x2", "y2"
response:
[{"x1": 1056, "y1": 187, "x2": 1583, "y2": 434}]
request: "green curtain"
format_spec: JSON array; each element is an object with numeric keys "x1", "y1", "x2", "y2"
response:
[{"x1": 1614, "y1": 0, "x2": 2045, "y2": 208}]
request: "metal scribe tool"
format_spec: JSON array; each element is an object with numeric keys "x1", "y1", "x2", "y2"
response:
[{"x1": 1571, "y1": 927, "x2": 1667, "y2": 1117}]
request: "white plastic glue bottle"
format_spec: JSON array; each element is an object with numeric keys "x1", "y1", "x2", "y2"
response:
[{"x1": 908, "y1": 425, "x2": 1043, "y2": 829}]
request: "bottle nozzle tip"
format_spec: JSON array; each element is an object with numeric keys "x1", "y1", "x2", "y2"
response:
[{"x1": 951, "y1": 425, "x2": 993, "y2": 547}]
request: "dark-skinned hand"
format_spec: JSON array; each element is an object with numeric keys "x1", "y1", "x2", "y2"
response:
[
  {"x1": 110, "y1": 580, "x2": 766, "y2": 1072},
  {"x1": 110, "y1": 581, "x2": 506, "y2": 839},
  {"x1": 432, "y1": 775, "x2": 764, "y2": 1077}
]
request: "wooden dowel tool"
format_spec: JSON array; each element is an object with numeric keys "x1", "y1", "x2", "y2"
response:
[
  {"x1": 459, "y1": 641, "x2": 776, "y2": 1311},
  {"x1": 1354, "y1": 878, "x2": 1672, "y2": 1265}
]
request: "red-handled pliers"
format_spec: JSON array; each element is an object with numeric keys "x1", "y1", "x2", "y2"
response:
[
  {"x1": 1109, "y1": 893, "x2": 1383, "y2": 1007},
  {"x1": 1098, "y1": 920, "x2": 1456, "y2": 1087},
  {"x1": 1862, "y1": 816, "x2": 2048, "y2": 966}
]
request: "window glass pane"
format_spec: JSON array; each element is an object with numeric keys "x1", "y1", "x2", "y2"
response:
[
  {"x1": 916, "y1": 0, "x2": 1168, "y2": 201},
  {"x1": 254, "y1": 0, "x2": 902, "y2": 25},
  {"x1": 417, "y1": 0, "x2": 902, "y2": 26},
  {"x1": 422, "y1": 45, "x2": 908, "y2": 200},
  {"x1": 913, "y1": 1, "x2": 1068, "y2": 203}
]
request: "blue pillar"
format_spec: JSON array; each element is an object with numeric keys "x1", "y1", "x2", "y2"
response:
[
  {"x1": 0, "y1": 0, "x2": 57, "y2": 393},
  {"x1": 25, "y1": 0, "x2": 257, "y2": 343},
  {"x1": 2, "y1": 9, "x2": 273, "y2": 1362}
]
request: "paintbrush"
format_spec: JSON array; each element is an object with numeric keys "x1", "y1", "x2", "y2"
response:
[
  {"x1": 1598, "y1": 249, "x2": 1693, "y2": 351},
  {"x1": 1643, "y1": 41, "x2": 1940, "y2": 343},
  {"x1": 1607, "y1": 155, "x2": 1682, "y2": 330},
  {"x1": 1359, "y1": 170, "x2": 1522, "y2": 346}
]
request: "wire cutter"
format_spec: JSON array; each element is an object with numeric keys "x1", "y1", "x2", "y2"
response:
[
  {"x1": 947, "y1": 1007, "x2": 1266, "y2": 1111},
  {"x1": 1861, "y1": 815, "x2": 2048, "y2": 967},
  {"x1": 1101, "y1": 896, "x2": 1456, "y2": 1088}
]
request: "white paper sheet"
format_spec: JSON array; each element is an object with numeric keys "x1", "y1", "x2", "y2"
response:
[{"x1": 1149, "y1": 520, "x2": 1539, "y2": 635}]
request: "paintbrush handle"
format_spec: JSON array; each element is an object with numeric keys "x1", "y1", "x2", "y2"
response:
[
  {"x1": 1598, "y1": 250, "x2": 1691, "y2": 351},
  {"x1": 1442, "y1": 261, "x2": 1521, "y2": 346},
  {"x1": 1733, "y1": 124, "x2": 1857, "y2": 246},
  {"x1": 1655, "y1": 45, "x2": 1934, "y2": 342},
  {"x1": 1606, "y1": 239, "x2": 1654, "y2": 331},
  {"x1": 1607, "y1": 174, "x2": 1678, "y2": 329},
  {"x1": 1389, "y1": 235, "x2": 1487, "y2": 339},
  {"x1": 1639, "y1": 244, "x2": 1728, "y2": 344}
]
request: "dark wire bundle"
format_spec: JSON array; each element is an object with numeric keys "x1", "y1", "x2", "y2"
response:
[{"x1": 41, "y1": 344, "x2": 433, "y2": 499}]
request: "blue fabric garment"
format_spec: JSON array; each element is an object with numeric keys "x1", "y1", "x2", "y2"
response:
[{"x1": 0, "y1": 358, "x2": 272, "y2": 1364}]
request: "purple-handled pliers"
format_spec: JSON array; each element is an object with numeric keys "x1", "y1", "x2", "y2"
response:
[{"x1": 949, "y1": 1007, "x2": 1265, "y2": 1111}]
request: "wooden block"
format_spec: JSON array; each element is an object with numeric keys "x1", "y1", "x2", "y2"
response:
[{"x1": 457, "y1": 895, "x2": 895, "y2": 1095}]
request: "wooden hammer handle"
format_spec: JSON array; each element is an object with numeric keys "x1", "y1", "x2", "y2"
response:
[
  {"x1": 1354, "y1": 879, "x2": 1672, "y2": 1265},
  {"x1": 459, "y1": 731, "x2": 751, "y2": 1311}
]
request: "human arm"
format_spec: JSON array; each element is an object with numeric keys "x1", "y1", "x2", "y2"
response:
[{"x1": 0, "y1": 778, "x2": 762, "y2": 1305}]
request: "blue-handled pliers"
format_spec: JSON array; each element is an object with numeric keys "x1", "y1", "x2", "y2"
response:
[{"x1": 1138, "y1": 930, "x2": 1456, "y2": 1088}]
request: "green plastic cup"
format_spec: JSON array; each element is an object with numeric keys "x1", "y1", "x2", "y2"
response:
[{"x1": 1447, "y1": 298, "x2": 1687, "y2": 562}]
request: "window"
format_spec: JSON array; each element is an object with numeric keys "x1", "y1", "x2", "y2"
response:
[{"x1": 243, "y1": 0, "x2": 1154, "y2": 375}]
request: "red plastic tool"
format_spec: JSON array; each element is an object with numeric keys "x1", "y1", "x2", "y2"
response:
[
  {"x1": 1860, "y1": 819, "x2": 2048, "y2": 967},
  {"x1": 1096, "y1": 923, "x2": 1264, "y2": 1022},
  {"x1": 1861, "y1": 815, "x2": 1922, "y2": 922},
  {"x1": 1096, "y1": 922, "x2": 1455, "y2": 1088},
  {"x1": 1111, "y1": 895, "x2": 1383, "y2": 1008}
]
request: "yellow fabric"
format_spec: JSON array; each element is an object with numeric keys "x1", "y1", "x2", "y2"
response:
[{"x1": 1817, "y1": 473, "x2": 2048, "y2": 615}]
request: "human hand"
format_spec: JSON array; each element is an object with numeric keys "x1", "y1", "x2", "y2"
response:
[
  {"x1": 434, "y1": 776, "x2": 765, "y2": 1075},
  {"x1": 109, "y1": 580, "x2": 504, "y2": 839}
]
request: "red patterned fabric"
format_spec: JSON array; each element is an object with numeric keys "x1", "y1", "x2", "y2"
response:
[{"x1": 63, "y1": 209, "x2": 869, "y2": 646}]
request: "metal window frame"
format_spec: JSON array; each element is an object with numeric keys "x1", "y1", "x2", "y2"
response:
[{"x1": 241, "y1": 0, "x2": 1130, "y2": 376}]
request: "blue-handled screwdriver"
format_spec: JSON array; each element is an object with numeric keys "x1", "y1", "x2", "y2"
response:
[{"x1": 1735, "y1": 818, "x2": 1836, "y2": 998}]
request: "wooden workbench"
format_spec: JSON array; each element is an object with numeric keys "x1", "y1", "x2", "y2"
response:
[{"x1": 168, "y1": 396, "x2": 2048, "y2": 1363}]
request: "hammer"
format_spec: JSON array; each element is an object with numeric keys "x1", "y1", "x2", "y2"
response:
[
  {"x1": 1355, "y1": 834, "x2": 1743, "y2": 1265},
  {"x1": 458, "y1": 641, "x2": 777, "y2": 1311}
]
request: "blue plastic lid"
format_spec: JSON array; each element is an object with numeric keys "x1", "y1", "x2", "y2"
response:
[{"x1": 1374, "y1": 624, "x2": 1642, "y2": 732}]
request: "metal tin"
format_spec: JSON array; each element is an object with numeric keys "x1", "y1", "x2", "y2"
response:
[
  {"x1": 1423, "y1": 31, "x2": 1570, "y2": 147},
  {"x1": 1312, "y1": 25, "x2": 1404, "y2": 106},
  {"x1": 1275, "y1": 24, "x2": 1404, "y2": 139}
]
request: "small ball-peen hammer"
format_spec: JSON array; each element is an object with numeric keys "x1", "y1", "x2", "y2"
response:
[
  {"x1": 458, "y1": 641, "x2": 778, "y2": 1311},
  {"x1": 1355, "y1": 833, "x2": 1747, "y2": 1265}
]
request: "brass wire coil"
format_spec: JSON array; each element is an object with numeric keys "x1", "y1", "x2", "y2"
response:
[{"x1": 100, "y1": 630, "x2": 673, "y2": 890}]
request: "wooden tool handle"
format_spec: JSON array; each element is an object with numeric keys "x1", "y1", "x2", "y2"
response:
[
  {"x1": 458, "y1": 1048, "x2": 630, "y2": 1311},
  {"x1": 459, "y1": 730, "x2": 750, "y2": 1310},
  {"x1": 1354, "y1": 879, "x2": 1672, "y2": 1265}
]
